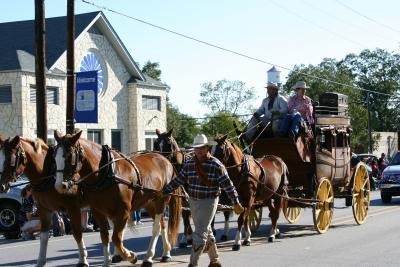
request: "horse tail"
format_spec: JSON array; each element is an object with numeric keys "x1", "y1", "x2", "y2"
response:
[
  {"x1": 168, "y1": 187, "x2": 182, "y2": 246},
  {"x1": 279, "y1": 157, "x2": 289, "y2": 189}
]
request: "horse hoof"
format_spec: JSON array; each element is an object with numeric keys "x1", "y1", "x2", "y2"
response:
[
  {"x1": 268, "y1": 236, "x2": 275, "y2": 243},
  {"x1": 76, "y1": 263, "x2": 89, "y2": 267},
  {"x1": 141, "y1": 261, "x2": 153, "y2": 267},
  {"x1": 128, "y1": 252, "x2": 138, "y2": 264},
  {"x1": 187, "y1": 239, "x2": 193, "y2": 245},
  {"x1": 161, "y1": 256, "x2": 172, "y2": 263},
  {"x1": 232, "y1": 244, "x2": 241, "y2": 251},
  {"x1": 111, "y1": 255, "x2": 122, "y2": 263},
  {"x1": 242, "y1": 240, "x2": 251, "y2": 246},
  {"x1": 220, "y1": 235, "x2": 228, "y2": 241},
  {"x1": 179, "y1": 242, "x2": 188, "y2": 248}
]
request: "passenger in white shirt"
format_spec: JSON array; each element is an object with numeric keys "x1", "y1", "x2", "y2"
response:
[{"x1": 243, "y1": 82, "x2": 288, "y2": 143}]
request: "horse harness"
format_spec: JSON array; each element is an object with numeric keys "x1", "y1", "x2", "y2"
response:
[{"x1": 70, "y1": 145, "x2": 143, "y2": 193}]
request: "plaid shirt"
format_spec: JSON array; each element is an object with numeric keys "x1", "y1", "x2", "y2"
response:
[
  {"x1": 163, "y1": 156, "x2": 239, "y2": 204},
  {"x1": 288, "y1": 94, "x2": 314, "y2": 124}
]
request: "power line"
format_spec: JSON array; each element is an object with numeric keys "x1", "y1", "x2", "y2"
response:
[
  {"x1": 299, "y1": 0, "x2": 397, "y2": 43},
  {"x1": 81, "y1": 0, "x2": 395, "y2": 97},
  {"x1": 269, "y1": 0, "x2": 364, "y2": 47},
  {"x1": 334, "y1": 0, "x2": 400, "y2": 35}
]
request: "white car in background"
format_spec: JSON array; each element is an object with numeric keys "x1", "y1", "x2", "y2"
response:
[{"x1": 0, "y1": 176, "x2": 28, "y2": 239}]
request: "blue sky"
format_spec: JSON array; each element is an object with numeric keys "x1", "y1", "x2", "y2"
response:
[{"x1": 2, "y1": 0, "x2": 399, "y2": 117}]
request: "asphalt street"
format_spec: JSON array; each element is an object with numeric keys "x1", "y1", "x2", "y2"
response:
[{"x1": 0, "y1": 190, "x2": 399, "y2": 267}]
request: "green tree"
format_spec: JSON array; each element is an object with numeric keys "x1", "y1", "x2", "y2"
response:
[
  {"x1": 284, "y1": 58, "x2": 372, "y2": 153},
  {"x1": 201, "y1": 111, "x2": 245, "y2": 141},
  {"x1": 167, "y1": 103, "x2": 200, "y2": 147},
  {"x1": 339, "y1": 48, "x2": 400, "y2": 132},
  {"x1": 200, "y1": 79, "x2": 256, "y2": 115},
  {"x1": 141, "y1": 61, "x2": 162, "y2": 80}
]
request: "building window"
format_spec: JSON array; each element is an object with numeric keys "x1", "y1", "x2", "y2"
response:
[
  {"x1": 142, "y1": 95, "x2": 161, "y2": 111},
  {"x1": 145, "y1": 130, "x2": 157, "y2": 151},
  {"x1": 87, "y1": 130, "x2": 102, "y2": 144},
  {"x1": 111, "y1": 130, "x2": 122, "y2": 151},
  {"x1": 0, "y1": 85, "x2": 12, "y2": 103},
  {"x1": 30, "y1": 85, "x2": 59, "y2": 105}
]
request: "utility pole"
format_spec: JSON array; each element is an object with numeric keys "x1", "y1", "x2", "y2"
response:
[
  {"x1": 367, "y1": 93, "x2": 372, "y2": 153},
  {"x1": 66, "y1": 0, "x2": 75, "y2": 134},
  {"x1": 34, "y1": 0, "x2": 47, "y2": 143}
]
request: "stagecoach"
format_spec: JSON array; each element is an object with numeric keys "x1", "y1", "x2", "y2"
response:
[{"x1": 250, "y1": 92, "x2": 370, "y2": 233}]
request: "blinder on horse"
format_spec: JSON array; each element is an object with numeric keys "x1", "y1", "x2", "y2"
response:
[
  {"x1": 56, "y1": 140, "x2": 84, "y2": 182},
  {"x1": 1, "y1": 142, "x2": 27, "y2": 182}
]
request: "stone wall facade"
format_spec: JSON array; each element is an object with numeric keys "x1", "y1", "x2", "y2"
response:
[{"x1": 0, "y1": 26, "x2": 166, "y2": 152}]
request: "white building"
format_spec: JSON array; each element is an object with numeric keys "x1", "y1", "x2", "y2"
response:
[{"x1": 0, "y1": 12, "x2": 167, "y2": 152}]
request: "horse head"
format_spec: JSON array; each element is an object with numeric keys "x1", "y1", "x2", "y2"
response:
[
  {"x1": 0, "y1": 136, "x2": 27, "y2": 193},
  {"x1": 54, "y1": 130, "x2": 83, "y2": 193},
  {"x1": 153, "y1": 128, "x2": 176, "y2": 154},
  {"x1": 211, "y1": 134, "x2": 232, "y2": 165}
]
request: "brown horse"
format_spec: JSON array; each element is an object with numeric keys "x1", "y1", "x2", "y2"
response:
[
  {"x1": 153, "y1": 129, "x2": 232, "y2": 243},
  {"x1": 212, "y1": 135, "x2": 288, "y2": 250},
  {"x1": 0, "y1": 136, "x2": 89, "y2": 267},
  {"x1": 53, "y1": 130, "x2": 182, "y2": 267}
]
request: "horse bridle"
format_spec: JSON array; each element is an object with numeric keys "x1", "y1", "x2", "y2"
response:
[
  {"x1": 215, "y1": 140, "x2": 231, "y2": 165},
  {"x1": 56, "y1": 141, "x2": 84, "y2": 182},
  {"x1": 0, "y1": 143, "x2": 27, "y2": 182}
]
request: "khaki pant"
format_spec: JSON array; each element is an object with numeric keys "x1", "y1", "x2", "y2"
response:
[{"x1": 189, "y1": 198, "x2": 220, "y2": 266}]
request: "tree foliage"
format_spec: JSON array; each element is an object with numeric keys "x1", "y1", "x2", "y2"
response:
[
  {"x1": 200, "y1": 79, "x2": 256, "y2": 115},
  {"x1": 201, "y1": 112, "x2": 245, "y2": 140},
  {"x1": 167, "y1": 102, "x2": 200, "y2": 147},
  {"x1": 339, "y1": 49, "x2": 400, "y2": 132},
  {"x1": 141, "y1": 61, "x2": 162, "y2": 81}
]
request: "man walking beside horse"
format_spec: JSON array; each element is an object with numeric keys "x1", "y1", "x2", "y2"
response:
[{"x1": 161, "y1": 134, "x2": 244, "y2": 267}]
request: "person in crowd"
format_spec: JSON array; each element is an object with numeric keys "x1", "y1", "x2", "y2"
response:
[
  {"x1": 81, "y1": 208, "x2": 94, "y2": 232},
  {"x1": 132, "y1": 209, "x2": 143, "y2": 225},
  {"x1": 378, "y1": 153, "x2": 389, "y2": 175},
  {"x1": 279, "y1": 81, "x2": 313, "y2": 138},
  {"x1": 19, "y1": 184, "x2": 41, "y2": 240},
  {"x1": 162, "y1": 134, "x2": 244, "y2": 267},
  {"x1": 244, "y1": 82, "x2": 288, "y2": 142}
]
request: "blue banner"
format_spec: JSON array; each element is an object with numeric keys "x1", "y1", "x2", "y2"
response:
[{"x1": 75, "y1": 71, "x2": 98, "y2": 123}]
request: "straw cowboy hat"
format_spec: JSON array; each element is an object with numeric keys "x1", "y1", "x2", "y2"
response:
[
  {"x1": 191, "y1": 134, "x2": 217, "y2": 148},
  {"x1": 292, "y1": 81, "x2": 310, "y2": 90},
  {"x1": 264, "y1": 82, "x2": 279, "y2": 90}
]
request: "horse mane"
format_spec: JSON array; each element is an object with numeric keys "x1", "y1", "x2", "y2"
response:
[{"x1": 20, "y1": 137, "x2": 48, "y2": 154}]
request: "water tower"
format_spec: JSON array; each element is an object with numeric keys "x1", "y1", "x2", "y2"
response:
[{"x1": 267, "y1": 66, "x2": 281, "y2": 87}]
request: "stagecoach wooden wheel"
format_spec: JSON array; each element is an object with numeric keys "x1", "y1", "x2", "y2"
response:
[
  {"x1": 282, "y1": 195, "x2": 302, "y2": 224},
  {"x1": 312, "y1": 178, "x2": 334, "y2": 234},
  {"x1": 352, "y1": 163, "x2": 370, "y2": 225},
  {"x1": 249, "y1": 207, "x2": 263, "y2": 232}
]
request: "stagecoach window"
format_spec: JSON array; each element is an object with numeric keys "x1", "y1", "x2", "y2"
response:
[
  {"x1": 88, "y1": 130, "x2": 102, "y2": 144},
  {"x1": 142, "y1": 96, "x2": 161, "y2": 111},
  {"x1": 336, "y1": 133, "x2": 345, "y2": 147},
  {"x1": 0, "y1": 85, "x2": 12, "y2": 103},
  {"x1": 318, "y1": 130, "x2": 333, "y2": 152},
  {"x1": 30, "y1": 85, "x2": 59, "y2": 105},
  {"x1": 145, "y1": 130, "x2": 157, "y2": 151}
]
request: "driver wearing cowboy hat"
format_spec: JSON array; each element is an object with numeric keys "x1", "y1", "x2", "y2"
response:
[
  {"x1": 279, "y1": 81, "x2": 314, "y2": 137},
  {"x1": 243, "y1": 82, "x2": 288, "y2": 142},
  {"x1": 162, "y1": 134, "x2": 244, "y2": 267}
]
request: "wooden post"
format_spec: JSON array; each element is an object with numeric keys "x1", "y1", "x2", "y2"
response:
[
  {"x1": 34, "y1": 0, "x2": 47, "y2": 142},
  {"x1": 66, "y1": 0, "x2": 75, "y2": 134}
]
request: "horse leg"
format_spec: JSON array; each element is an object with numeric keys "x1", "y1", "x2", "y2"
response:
[
  {"x1": 92, "y1": 211, "x2": 112, "y2": 267},
  {"x1": 179, "y1": 209, "x2": 192, "y2": 248},
  {"x1": 160, "y1": 216, "x2": 172, "y2": 262},
  {"x1": 232, "y1": 212, "x2": 245, "y2": 251},
  {"x1": 35, "y1": 208, "x2": 51, "y2": 267},
  {"x1": 142, "y1": 213, "x2": 163, "y2": 267},
  {"x1": 68, "y1": 208, "x2": 89, "y2": 267},
  {"x1": 267, "y1": 198, "x2": 281, "y2": 243},
  {"x1": 242, "y1": 215, "x2": 252, "y2": 246},
  {"x1": 220, "y1": 211, "x2": 230, "y2": 241},
  {"x1": 111, "y1": 214, "x2": 137, "y2": 265}
]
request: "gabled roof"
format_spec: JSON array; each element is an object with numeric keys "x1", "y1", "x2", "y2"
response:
[{"x1": 0, "y1": 11, "x2": 144, "y2": 81}]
